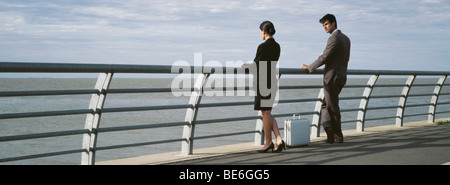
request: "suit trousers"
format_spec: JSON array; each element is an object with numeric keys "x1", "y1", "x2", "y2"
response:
[{"x1": 321, "y1": 82, "x2": 344, "y2": 137}]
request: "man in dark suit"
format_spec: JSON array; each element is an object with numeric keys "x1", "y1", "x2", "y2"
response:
[{"x1": 301, "y1": 14, "x2": 351, "y2": 143}]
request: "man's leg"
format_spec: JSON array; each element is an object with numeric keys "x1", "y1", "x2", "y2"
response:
[
  {"x1": 325, "y1": 83, "x2": 344, "y2": 142},
  {"x1": 321, "y1": 87, "x2": 334, "y2": 143}
]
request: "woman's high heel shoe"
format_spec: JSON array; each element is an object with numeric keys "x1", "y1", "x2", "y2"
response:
[
  {"x1": 257, "y1": 143, "x2": 274, "y2": 153},
  {"x1": 273, "y1": 140, "x2": 286, "y2": 153}
]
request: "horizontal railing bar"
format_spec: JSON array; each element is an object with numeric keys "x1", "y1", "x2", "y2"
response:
[
  {"x1": 341, "y1": 119, "x2": 358, "y2": 124},
  {"x1": 106, "y1": 85, "x2": 367, "y2": 93},
  {"x1": 272, "y1": 111, "x2": 318, "y2": 118},
  {"x1": 373, "y1": 83, "x2": 441, "y2": 88},
  {"x1": 0, "y1": 62, "x2": 176, "y2": 73},
  {"x1": 107, "y1": 88, "x2": 174, "y2": 93},
  {"x1": 139, "y1": 84, "x2": 449, "y2": 93},
  {"x1": 339, "y1": 96, "x2": 365, "y2": 100},
  {"x1": 201, "y1": 97, "x2": 409, "y2": 109},
  {"x1": 277, "y1": 98, "x2": 322, "y2": 104},
  {"x1": 436, "y1": 110, "x2": 450, "y2": 114},
  {"x1": 405, "y1": 103, "x2": 431, "y2": 107},
  {"x1": 102, "y1": 105, "x2": 193, "y2": 113},
  {"x1": 0, "y1": 89, "x2": 437, "y2": 100},
  {"x1": 0, "y1": 129, "x2": 90, "y2": 142},
  {"x1": 363, "y1": 116, "x2": 395, "y2": 122},
  {"x1": 111, "y1": 87, "x2": 247, "y2": 93},
  {"x1": 373, "y1": 84, "x2": 408, "y2": 87},
  {"x1": 280, "y1": 68, "x2": 450, "y2": 75},
  {"x1": 408, "y1": 93, "x2": 434, "y2": 97},
  {"x1": 279, "y1": 85, "x2": 323, "y2": 89},
  {"x1": 198, "y1": 101, "x2": 254, "y2": 108},
  {"x1": 341, "y1": 108, "x2": 363, "y2": 112},
  {"x1": 107, "y1": 88, "x2": 204, "y2": 93},
  {"x1": 403, "y1": 112, "x2": 430, "y2": 117},
  {"x1": 262, "y1": 83, "x2": 435, "y2": 89},
  {"x1": 364, "y1": 93, "x2": 434, "y2": 99},
  {"x1": 107, "y1": 88, "x2": 443, "y2": 98},
  {"x1": 344, "y1": 69, "x2": 450, "y2": 76},
  {"x1": 2, "y1": 62, "x2": 450, "y2": 75},
  {"x1": 366, "y1": 105, "x2": 401, "y2": 110},
  {"x1": 273, "y1": 110, "x2": 358, "y2": 118},
  {"x1": 199, "y1": 98, "x2": 321, "y2": 108},
  {"x1": 0, "y1": 89, "x2": 99, "y2": 97},
  {"x1": 0, "y1": 109, "x2": 95, "y2": 120},
  {"x1": 97, "y1": 121, "x2": 189, "y2": 133},
  {"x1": 0, "y1": 149, "x2": 86, "y2": 163},
  {"x1": 411, "y1": 83, "x2": 438, "y2": 87},
  {"x1": 194, "y1": 130, "x2": 257, "y2": 140},
  {"x1": 211, "y1": 87, "x2": 252, "y2": 91},
  {"x1": 95, "y1": 138, "x2": 185, "y2": 151},
  {"x1": 437, "y1": 101, "x2": 450, "y2": 105},
  {"x1": 196, "y1": 116, "x2": 262, "y2": 125},
  {"x1": 342, "y1": 84, "x2": 369, "y2": 88},
  {"x1": 369, "y1": 94, "x2": 403, "y2": 99},
  {"x1": 278, "y1": 68, "x2": 322, "y2": 75}
]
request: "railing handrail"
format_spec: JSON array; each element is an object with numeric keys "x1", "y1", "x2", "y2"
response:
[
  {"x1": 2, "y1": 62, "x2": 450, "y2": 75},
  {"x1": 0, "y1": 61, "x2": 449, "y2": 165}
]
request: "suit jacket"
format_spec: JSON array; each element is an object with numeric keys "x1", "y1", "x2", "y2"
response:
[
  {"x1": 253, "y1": 38, "x2": 280, "y2": 95},
  {"x1": 308, "y1": 30, "x2": 351, "y2": 86}
]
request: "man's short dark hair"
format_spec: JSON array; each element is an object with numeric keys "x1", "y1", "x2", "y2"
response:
[{"x1": 320, "y1": 14, "x2": 337, "y2": 28}]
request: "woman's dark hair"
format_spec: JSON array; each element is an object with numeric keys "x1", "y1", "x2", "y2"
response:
[{"x1": 259, "y1": 21, "x2": 276, "y2": 36}]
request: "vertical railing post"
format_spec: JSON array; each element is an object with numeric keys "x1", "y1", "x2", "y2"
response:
[
  {"x1": 81, "y1": 72, "x2": 113, "y2": 165},
  {"x1": 311, "y1": 88, "x2": 324, "y2": 138},
  {"x1": 396, "y1": 75, "x2": 416, "y2": 127},
  {"x1": 356, "y1": 75, "x2": 379, "y2": 132},
  {"x1": 254, "y1": 111, "x2": 264, "y2": 145},
  {"x1": 428, "y1": 75, "x2": 447, "y2": 123},
  {"x1": 181, "y1": 73, "x2": 210, "y2": 155}
]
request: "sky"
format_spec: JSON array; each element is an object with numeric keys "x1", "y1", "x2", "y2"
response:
[{"x1": 0, "y1": 0, "x2": 449, "y2": 77}]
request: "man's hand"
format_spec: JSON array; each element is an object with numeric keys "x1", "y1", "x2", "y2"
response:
[{"x1": 301, "y1": 64, "x2": 309, "y2": 70}]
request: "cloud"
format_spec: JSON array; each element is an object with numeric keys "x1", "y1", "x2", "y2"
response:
[
  {"x1": 75, "y1": 6, "x2": 181, "y2": 22},
  {"x1": 422, "y1": 0, "x2": 441, "y2": 3},
  {"x1": 0, "y1": 0, "x2": 449, "y2": 72},
  {"x1": 0, "y1": 12, "x2": 25, "y2": 32}
]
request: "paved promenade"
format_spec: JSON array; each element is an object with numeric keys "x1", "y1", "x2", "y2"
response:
[{"x1": 98, "y1": 118, "x2": 450, "y2": 165}]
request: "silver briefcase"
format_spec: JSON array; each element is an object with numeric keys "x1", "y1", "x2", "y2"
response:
[{"x1": 284, "y1": 115, "x2": 310, "y2": 147}]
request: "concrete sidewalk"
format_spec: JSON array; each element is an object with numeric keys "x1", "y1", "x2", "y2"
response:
[{"x1": 97, "y1": 118, "x2": 450, "y2": 165}]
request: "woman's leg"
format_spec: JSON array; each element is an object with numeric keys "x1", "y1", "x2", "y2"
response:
[
  {"x1": 261, "y1": 110, "x2": 282, "y2": 149},
  {"x1": 261, "y1": 110, "x2": 273, "y2": 148},
  {"x1": 271, "y1": 115, "x2": 282, "y2": 148}
]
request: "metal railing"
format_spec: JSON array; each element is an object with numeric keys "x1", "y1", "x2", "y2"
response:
[{"x1": 0, "y1": 62, "x2": 449, "y2": 165}]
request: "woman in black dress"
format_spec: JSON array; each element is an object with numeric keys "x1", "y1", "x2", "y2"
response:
[{"x1": 254, "y1": 21, "x2": 285, "y2": 153}]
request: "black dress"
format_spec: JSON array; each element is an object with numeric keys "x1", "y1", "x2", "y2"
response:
[{"x1": 253, "y1": 38, "x2": 281, "y2": 110}]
